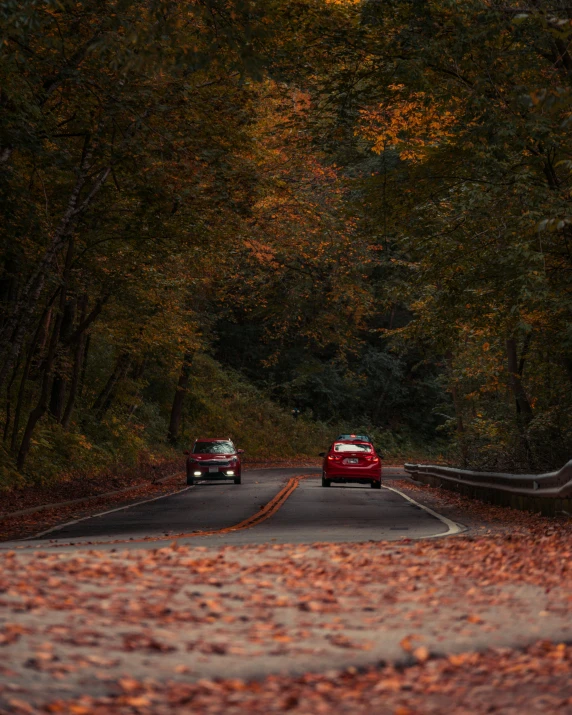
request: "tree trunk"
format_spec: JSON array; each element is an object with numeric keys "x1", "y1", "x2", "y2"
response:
[
  {"x1": 168, "y1": 352, "x2": 193, "y2": 445},
  {"x1": 10, "y1": 309, "x2": 51, "y2": 453},
  {"x1": 49, "y1": 297, "x2": 77, "y2": 422},
  {"x1": 506, "y1": 338, "x2": 533, "y2": 420},
  {"x1": 388, "y1": 304, "x2": 396, "y2": 331},
  {"x1": 0, "y1": 257, "x2": 19, "y2": 330},
  {"x1": 79, "y1": 334, "x2": 91, "y2": 399},
  {"x1": 450, "y1": 383, "x2": 468, "y2": 467},
  {"x1": 506, "y1": 337, "x2": 534, "y2": 469},
  {"x1": 62, "y1": 295, "x2": 88, "y2": 429},
  {"x1": 518, "y1": 333, "x2": 533, "y2": 377},
  {"x1": 16, "y1": 240, "x2": 74, "y2": 470},
  {"x1": 127, "y1": 357, "x2": 148, "y2": 418},
  {"x1": 62, "y1": 294, "x2": 109, "y2": 347},
  {"x1": 92, "y1": 352, "x2": 131, "y2": 419},
  {"x1": 49, "y1": 374, "x2": 66, "y2": 423},
  {"x1": 3, "y1": 354, "x2": 21, "y2": 442},
  {"x1": 16, "y1": 310, "x2": 62, "y2": 470},
  {"x1": 447, "y1": 352, "x2": 468, "y2": 467},
  {"x1": 0, "y1": 144, "x2": 110, "y2": 393},
  {"x1": 0, "y1": 104, "x2": 145, "y2": 394},
  {"x1": 563, "y1": 356, "x2": 572, "y2": 387}
]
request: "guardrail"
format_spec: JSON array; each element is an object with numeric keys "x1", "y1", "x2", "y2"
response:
[{"x1": 404, "y1": 461, "x2": 572, "y2": 516}]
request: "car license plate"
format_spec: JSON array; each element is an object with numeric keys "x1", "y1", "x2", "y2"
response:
[
  {"x1": 208, "y1": 467, "x2": 218, "y2": 473},
  {"x1": 346, "y1": 458, "x2": 358, "y2": 464}
]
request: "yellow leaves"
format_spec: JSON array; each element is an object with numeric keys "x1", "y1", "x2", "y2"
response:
[
  {"x1": 118, "y1": 677, "x2": 141, "y2": 693},
  {"x1": 358, "y1": 85, "x2": 460, "y2": 162},
  {"x1": 8, "y1": 700, "x2": 39, "y2": 714},
  {"x1": 448, "y1": 652, "x2": 480, "y2": 667},
  {"x1": 399, "y1": 636, "x2": 430, "y2": 662},
  {"x1": 121, "y1": 696, "x2": 152, "y2": 707},
  {"x1": 243, "y1": 239, "x2": 278, "y2": 266},
  {"x1": 373, "y1": 677, "x2": 402, "y2": 692},
  {"x1": 399, "y1": 634, "x2": 421, "y2": 652},
  {"x1": 413, "y1": 645, "x2": 430, "y2": 662},
  {"x1": 465, "y1": 614, "x2": 484, "y2": 624},
  {"x1": 77, "y1": 434, "x2": 93, "y2": 451}
]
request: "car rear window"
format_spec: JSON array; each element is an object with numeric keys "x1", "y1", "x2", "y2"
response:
[
  {"x1": 333, "y1": 443, "x2": 372, "y2": 453},
  {"x1": 337, "y1": 434, "x2": 371, "y2": 442},
  {"x1": 193, "y1": 441, "x2": 235, "y2": 454}
]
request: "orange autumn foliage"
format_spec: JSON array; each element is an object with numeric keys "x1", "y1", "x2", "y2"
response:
[{"x1": 359, "y1": 85, "x2": 460, "y2": 162}]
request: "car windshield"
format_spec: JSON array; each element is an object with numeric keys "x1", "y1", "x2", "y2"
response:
[
  {"x1": 193, "y1": 441, "x2": 235, "y2": 454},
  {"x1": 333, "y1": 443, "x2": 372, "y2": 453}
]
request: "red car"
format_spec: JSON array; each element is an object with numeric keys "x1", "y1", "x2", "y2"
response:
[
  {"x1": 184, "y1": 438, "x2": 243, "y2": 485},
  {"x1": 319, "y1": 439, "x2": 382, "y2": 488}
]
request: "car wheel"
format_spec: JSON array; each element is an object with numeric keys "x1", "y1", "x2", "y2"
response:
[
  {"x1": 187, "y1": 477, "x2": 195, "y2": 486},
  {"x1": 371, "y1": 480, "x2": 381, "y2": 489},
  {"x1": 234, "y1": 476, "x2": 242, "y2": 485},
  {"x1": 322, "y1": 474, "x2": 331, "y2": 487}
]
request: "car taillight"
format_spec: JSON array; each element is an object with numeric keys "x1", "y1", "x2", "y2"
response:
[{"x1": 327, "y1": 454, "x2": 341, "y2": 461}]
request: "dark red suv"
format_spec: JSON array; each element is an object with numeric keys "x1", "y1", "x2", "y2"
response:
[{"x1": 184, "y1": 438, "x2": 243, "y2": 485}]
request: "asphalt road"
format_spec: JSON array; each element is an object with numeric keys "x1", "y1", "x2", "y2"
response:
[{"x1": 18, "y1": 467, "x2": 458, "y2": 550}]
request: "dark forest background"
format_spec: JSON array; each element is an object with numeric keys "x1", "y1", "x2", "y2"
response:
[{"x1": 3, "y1": 0, "x2": 572, "y2": 488}]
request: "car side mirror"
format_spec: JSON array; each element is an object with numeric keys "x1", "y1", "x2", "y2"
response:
[
  {"x1": 378, "y1": 453, "x2": 384, "y2": 460},
  {"x1": 183, "y1": 450, "x2": 190, "y2": 455},
  {"x1": 318, "y1": 452, "x2": 325, "y2": 457},
  {"x1": 237, "y1": 449, "x2": 245, "y2": 454}
]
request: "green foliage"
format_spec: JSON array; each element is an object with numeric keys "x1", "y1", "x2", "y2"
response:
[
  {"x1": 180, "y1": 355, "x2": 332, "y2": 457},
  {"x1": 25, "y1": 423, "x2": 110, "y2": 485},
  {"x1": 0, "y1": 446, "x2": 23, "y2": 492}
]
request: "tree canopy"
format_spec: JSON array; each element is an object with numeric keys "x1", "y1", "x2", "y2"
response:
[{"x1": 2, "y1": 0, "x2": 572, "y2": 483}]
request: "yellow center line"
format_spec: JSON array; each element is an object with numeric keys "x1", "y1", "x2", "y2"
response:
[{"x1": 41, "y1": 475, "x2": 307, "y2": 548}]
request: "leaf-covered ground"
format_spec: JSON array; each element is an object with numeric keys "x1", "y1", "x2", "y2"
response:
[
  {"x1": 9, "y1": 641, "x2": 571, "y2": 714},
  {"x1": 1, "y1": 485, "x2": 571, "y2": 714}
]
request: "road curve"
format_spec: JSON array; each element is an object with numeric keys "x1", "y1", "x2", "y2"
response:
[{"x1": 13, "y1": 467, "x2": 460, "y2": 551}]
